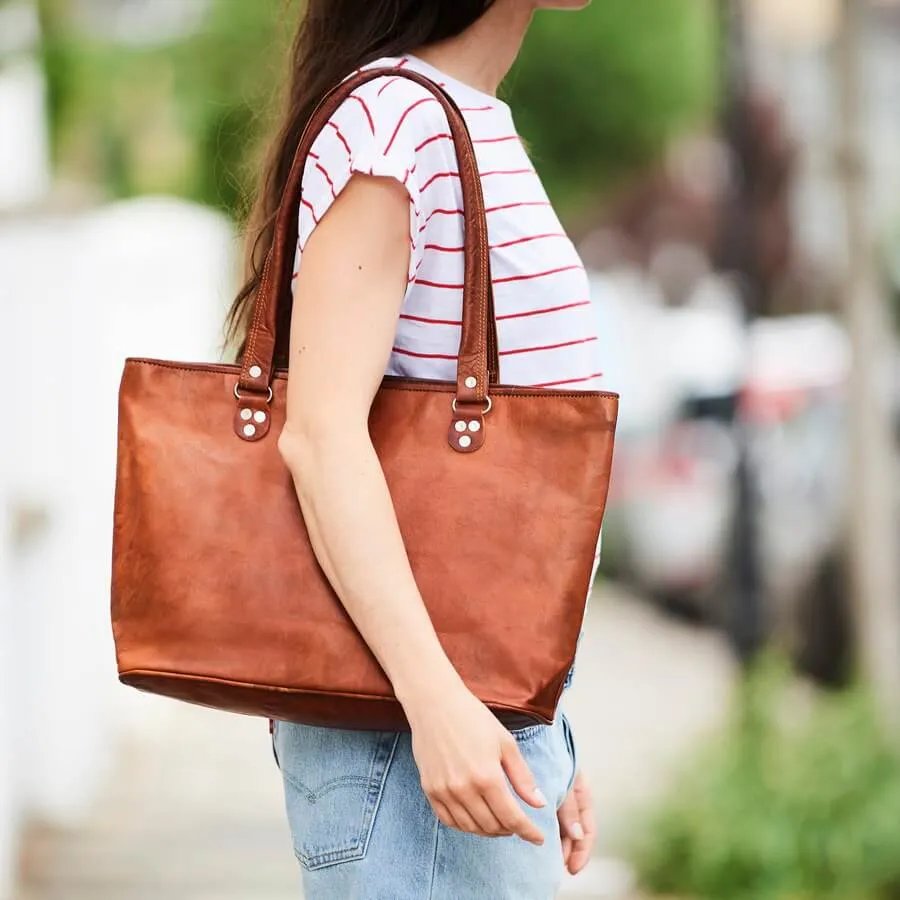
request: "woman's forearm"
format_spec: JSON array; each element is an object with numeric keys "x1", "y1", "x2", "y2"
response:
[{"x1": 278, "y1": 422, "x2": 463, "y2": 712}]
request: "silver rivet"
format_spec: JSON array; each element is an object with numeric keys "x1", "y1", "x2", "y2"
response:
[
  {"x1": 254, "y1": 410, "x2": 267, "y2": 424},
  {"x1": 240, "y1": 408, "x2": 253, "y2": 421},
  {"x1": 454, "y1": 421, "x2": 467, "y2": 433},
  {"x1": 464, "y1": 376, "x2": 477, "y2": 389},
  {"x1": 468, "y1": 420, "x2": 481, "y2": 433},
  {"x1": 243, "y1": 424, "x2": 256, "y2": 438},
  {"x1": 459, "y1": 435, "x2": 472, "y2": 449},
  {"x1": 249, "y1": 365, "x2": 262, "y2": 379}
]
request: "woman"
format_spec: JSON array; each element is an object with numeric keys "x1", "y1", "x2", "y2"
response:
[{"x1": 228, "y1": 1, "x2": 600, "y2": 897}]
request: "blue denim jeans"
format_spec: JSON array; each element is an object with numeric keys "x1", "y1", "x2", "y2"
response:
[{"x1": 272, "y1": 712, "x2": 578, "y2": 899}]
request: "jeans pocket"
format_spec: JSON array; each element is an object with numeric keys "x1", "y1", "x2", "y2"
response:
[{"x1": 273, "y1": 722, "x2": 400, "y2": 871}]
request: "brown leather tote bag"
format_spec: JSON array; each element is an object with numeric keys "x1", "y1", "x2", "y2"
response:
[{"x1": 111, "y1": 68, "x2": 619, "y2": 731}]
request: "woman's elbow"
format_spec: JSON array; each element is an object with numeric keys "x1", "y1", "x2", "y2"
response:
[
  {"x1": 277, "y1": 412, "x2": 366, "y2": 480},
  {"x1": 277, "y1": 419, "x2": 317, "y2": 480}
]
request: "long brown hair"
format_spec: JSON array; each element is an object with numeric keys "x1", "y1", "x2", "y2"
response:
[{"x1": 226, "y1": 0, "x2": 497, "y2": 366}]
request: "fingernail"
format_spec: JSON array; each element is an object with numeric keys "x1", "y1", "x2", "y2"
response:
[
  {"x1": 569, "y1": 822, "x2": 585, "y2": 841},
  {"x1": 533, "y1": 787, "x2": 546, "y2": 806}
]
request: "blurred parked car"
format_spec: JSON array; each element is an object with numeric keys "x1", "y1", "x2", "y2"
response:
[{"x1": 592, "y1": 270, "x2": 882, "y2": 684}]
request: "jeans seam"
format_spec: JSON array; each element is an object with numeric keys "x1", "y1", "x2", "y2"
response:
[
  {"x1": 358, "y1": 733, "x2": 400, "y2": 862},
  {"x1": 561, "y1": 714, "x2": 578, "y2": 796},
  {"x1": 427, "y1": 814, "x2": 441, "y2": 899}
]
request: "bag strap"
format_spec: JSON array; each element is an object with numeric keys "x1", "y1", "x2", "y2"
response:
[{"x1": 235, "y1": 67, "x2": 499, "y2": 451}]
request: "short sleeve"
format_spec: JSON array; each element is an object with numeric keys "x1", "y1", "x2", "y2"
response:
[{"x1": 294, "y1": 76, "x2": 455, "y2": 285}]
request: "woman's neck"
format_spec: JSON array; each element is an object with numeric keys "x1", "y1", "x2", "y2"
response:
[{"x1": 413, "y1": 0, "x2": 534, "y2": 97}]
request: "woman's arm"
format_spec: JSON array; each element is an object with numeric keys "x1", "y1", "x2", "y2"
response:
[{"x1": 277, "y1": 173, "x2": 546, "y2": 844}]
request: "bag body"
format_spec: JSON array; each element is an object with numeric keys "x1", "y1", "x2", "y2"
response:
[{"x1": 111, "y1": 68, "x2": 618, "y2": 730}]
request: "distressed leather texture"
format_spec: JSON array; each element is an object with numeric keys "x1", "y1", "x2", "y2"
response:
[{"x1": 110, "y1": 69, "x2": 619, "y2": 730}]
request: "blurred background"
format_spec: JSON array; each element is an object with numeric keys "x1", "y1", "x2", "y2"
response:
[{"x1": 2, "y1": 0, "x2": 900, "y2": 898}]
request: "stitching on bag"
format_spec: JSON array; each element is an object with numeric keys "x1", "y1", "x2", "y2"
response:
[{"x1": 124, "y1": 359, "x2": 619, "y2": 401}]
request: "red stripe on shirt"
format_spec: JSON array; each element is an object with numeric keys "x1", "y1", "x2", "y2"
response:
[
  {"x1": 498, "y1": 300, "x2": 591, "y2": 321},
  {"x1": 349, "y1": 93, "x2": 375, "y2": 135},
  {"x1": 530, "y1": 371, "x2": 605, "y2": 388},
  {"x1": 392, "y1": 340, "x2": 598, "y2": 363},
  {"x1": 420, "y1": 171, "x2": 458, "y2": 191},
  {"x1": 301, "y1": 198, "x2": 319, "y2": 225},
  {"x1": 377, "y1": 77, "x2": 403, "y2": 98},
  {"x1": 391, "y1": 346, "x2": 458, "y2": 360},
  {"x1": 414, "y1": 277, "x2": 465, "y2": 289},
  {"x1": 475, "y1": 134, "x2": 522, "y2": 145},
  {"x1": 493, "y1": 232, "x2": 568, "y2": 250},
  {"x1": 424, "y1": 233, "x2": 567, "y2": 253},
  {"x1": 375, "y1": 60, "x2": 409, "y2": 97},
  {"x1": 415, "y1": 132, "x2": 451, "y2": 153},
  {"x1": 398, "y1": 301, "x2": 590, "y2": 327},
  {"x1": 501, "y1": 336, "x2": 598, "y2": 358},
  {"x1": 418, "y1": 201, "x2": 552, "y2": 233},
  {"x1": 399, "y1": 312, "x2": 463, "y2": 326},
  {"x1": 315, "y1": 162, "x2": 337, "y2": 199},
  {"x1": 419, "y1": 168, "x2": 532, "y2": 192},
  {"x1": 415, "y1": 133, "x2": 520, "y2": 153},
  {"x1": 495, "y1": 265, "x2": 582, "y2": 285},
  {"x1": 327, "y1": 121, "x2": 352, "y2": 157},
  {"x1": 418, "y1": 208, "x2": 464, "y2": 232},
  {"x1": 413, "y1": 265, "x2": 581, "y2": 290},
  {"x1": 487, "y1": 200, "x2": 552, "y2": 214},
  {"x1": 385, "y1": 97, "x2": 440, "y2": 154}
]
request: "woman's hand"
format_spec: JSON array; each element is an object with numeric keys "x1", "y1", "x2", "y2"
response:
[
  {"x1": 557, "y1": 770, "x2": 595, "y2": 874},
  {"x1": 405, "y1": 683, "x2": 546, "y2": 845}
]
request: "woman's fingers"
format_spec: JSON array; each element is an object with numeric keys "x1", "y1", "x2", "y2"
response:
[
  {"x1": 431, "y1": 798, "x2": 460, "y2": 831},
  {"x1": 500, "y1": 738, "x2": 547, "y2": 809},
  {"x1": 439, "y1": 779, "x2": 542, "y2": 843},
  {"x1": 566, "y1": 771, "x2": 595, "y2": 875},
  {"x1": 448, "y1": 786, "x2": 513, "y2": 837},
  {"x1": 562, "y1": 835, "x2": 573, "y2": 866},
  {"x1": 557, "y1": 789, "x2": 584, "y2": 843},
  {"x1": 482, "y1": 782, "x2": 544, "y2": 845},
  {"x1": 441, "y1": 799, "x2": 482, "y2": 836},
  {"x1": 426, "y1": 769, "x2": 543, "y2": 843}
]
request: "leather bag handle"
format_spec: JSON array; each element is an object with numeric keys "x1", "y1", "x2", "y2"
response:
[{"x1": 235, "y1": 67, "x2": 500, "y2": 451}]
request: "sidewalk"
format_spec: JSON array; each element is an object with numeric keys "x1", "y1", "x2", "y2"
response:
[{"x1": 16, "y1": 585, "x2": 735, "y2": 899}]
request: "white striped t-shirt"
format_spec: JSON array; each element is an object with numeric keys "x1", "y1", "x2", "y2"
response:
[{"x1": 292, "y1": 54, "x2": 603, "y2": 391}]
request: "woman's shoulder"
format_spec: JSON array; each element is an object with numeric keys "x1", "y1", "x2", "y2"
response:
[{"x1": 321, "y1": 66, "x2": 451, "y2": 158}]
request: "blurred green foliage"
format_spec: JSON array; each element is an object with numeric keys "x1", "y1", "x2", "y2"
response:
[
  {"x1": 510, "y1": 0, "x2": 719, "y2": 218},
  {"x1": 37, "y1": 0, "x2": 297, "y2": 212},
  {"x1": 37, "y1": 0, "x2": 716, "y2": 224},
  {"x1": 628, "y1": 660, "x2": 900, "y2": 900}
]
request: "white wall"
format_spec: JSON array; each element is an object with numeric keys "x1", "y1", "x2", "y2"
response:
[
  {"x1": 0, "y1": 35, "x2": 50, "y2": 211},
  {"x1": 1, "y1": 199, "x2": 235, "y2": 895},
  {"x1": 0, "y1": 479, "x2": 17, "y2": 900}
]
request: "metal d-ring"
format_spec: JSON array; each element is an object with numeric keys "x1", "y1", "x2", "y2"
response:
[
  {"x1": 452, "y1": 396, "x2": 492, "y2": 416},
  {"x1": 234, "y1": 383, "x2": 274, "y2": 403}
]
